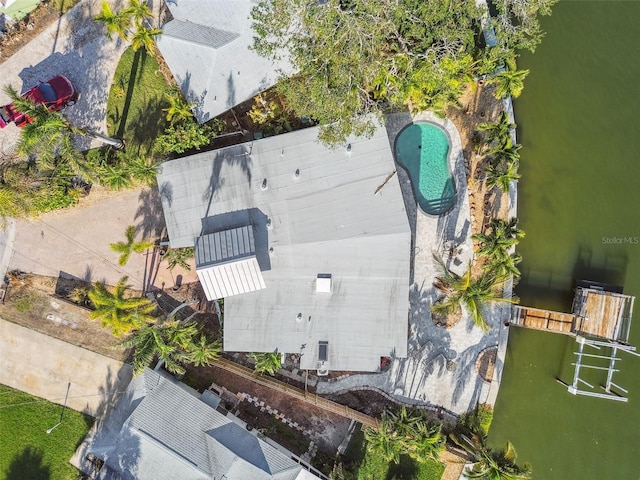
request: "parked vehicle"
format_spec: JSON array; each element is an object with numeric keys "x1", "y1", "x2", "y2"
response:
[{"x1": 0, "y1": 75, "x2": 79, "y2": 128}]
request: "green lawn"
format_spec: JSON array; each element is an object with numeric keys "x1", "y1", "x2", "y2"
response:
[
  {"x1": 0, "y1": 385, "x2": 93, "y2": 480},
  {"x1": 106, "y1": 47, "x2": 173, "y2": 156},
  {"x1": 345, "y1": 428, "x2": 445, "y2": 480}
]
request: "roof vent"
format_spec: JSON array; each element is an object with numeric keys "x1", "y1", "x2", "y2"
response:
[
  {"x1": 346, "y1": 143, "x2": 352, "y2": 153},
  {"x1": 316, "y1": 273, "x2": 332, "y2": 293},
  {"x1": 296, "y1": 313, "x2": 302, "y2": 322},
  {"x1": 261, "y1": 178, "x2": 268, "y2": 190},
  {"x1": 266, "y1": 218, "x2": 272, "y2": 229},
  {"x1": 294, "y1": 168, "x2": 300, "y2": 179}
]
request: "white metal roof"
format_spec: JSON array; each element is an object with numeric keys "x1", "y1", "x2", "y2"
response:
[
  {"x1": 197, "y1": 256, "x2": 266, "y2": 300},
  {"x1": 157, "y1": 122, "x2": 411, "y2": 372}
]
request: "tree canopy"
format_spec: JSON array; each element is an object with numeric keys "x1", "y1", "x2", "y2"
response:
[
  {"x1": 252, "y1": 0, "x2": 556, "y2": 144},
  {"x1": 88, "y1": 276, "x2": 155, "y2": 337}
]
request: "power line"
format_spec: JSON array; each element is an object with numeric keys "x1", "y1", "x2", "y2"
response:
[{"x1": 0, "y1": 389, "x2": 130, "y2": 410}]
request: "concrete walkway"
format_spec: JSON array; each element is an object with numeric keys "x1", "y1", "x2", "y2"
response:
[
  {"x1": 318, "y1": 112, "x2": 509, "y2": 415},
  {"x1": 8, "y1": 186, "x2": 198, "y2": 291},
  {"x1": 0, "y1": 318, "x2": 132, "y2": 416}
]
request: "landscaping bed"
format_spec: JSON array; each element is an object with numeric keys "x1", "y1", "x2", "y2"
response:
[
  {"x1": 186, "y1": 362, "x2": 352, "y2": 454},
  {"x1": 0, "y1": 272, "x2": 127, "y2": 360}
]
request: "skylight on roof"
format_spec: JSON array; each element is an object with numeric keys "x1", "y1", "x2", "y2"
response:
[{"x1": 316, "y1": 273, "x2": 332, "y2": 293}]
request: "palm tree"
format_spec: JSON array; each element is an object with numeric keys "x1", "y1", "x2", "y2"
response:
[
  {"x1": 4, "y1": 86, "x2": 124, "y2": 176},
  {"x1": 94, "y1": 0, "x2": 162, "y2": 56},
  {"x1": 0, "y1": 185, "x2": 34, "y2": 219},
  {"x1": 116, "y1": 319, "x2": 221, "y2": 375},
  {"x1": 462, "y1": 439, "x2": 532, "y2": 480},
  {"x1": 187, "y1": 335, "x2": 221, "y2": 367},
  {"x1": 432, "y1": 255, "x2": 515, "y2": 331},
  {"x1": 127, "y1": 154, "x2": 158, "y2": 186},
  {"x1": 484, "y1": 252, "x2": 523, "y2": 278},
  {"x1": 88, "y1": 276, "x2": 155, "y2": 337},
  {"x1": 473, "y1": 218, "x2": 525, "y2": 262},
  {"x1": 476, "y1": 112, "x2": 515, "y2": 151},
  {"x1": 163, "y1": 91, "x2": 195, "y2": 124},
  {"x1": 408, "y1": 421, "x2": 446, "y2": 463},
  {"x1": 366, "y1": 406, "x2": 445, "y2": 466},
  {"x1": 162, "y1": 247, "x2": 195, "y2": 271},
  {"x1": 94, "y1": 0, "x2": 130, "y2": 40},
  {"x1": 126, "y1": 0, "x2": 153, "y2": 27},
  {"x1": 364, "y1": 417, "x2": 403, "y2": 465},
  {"x1": 252, "y1": 352, "x2": 282, "y2": 376},
  {"x1": 109, "y1": 225, "x2": 155, "y2": 266},
  {"x1": 485, "y1": 160, "x2": 520, "y2": 193},
  {"x1": 488, "y1": 143, "x2": 521, "y2": 162},
  {"x1": 98, "y1": 163, "x2": 133, "y2": 190},
  {"x1": 487, "y1": 68, "x2": 530, "y2": 99},
  {"x1": 130, "y1": 25, "x2": 163, "y2": 55},
  {"x1": 474, "y1": 218, "x2": 525, "y2": 279}
]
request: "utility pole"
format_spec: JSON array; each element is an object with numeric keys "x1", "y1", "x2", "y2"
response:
[{"x1": 46, "y1": 382, "x2": 71, "y2": 434}]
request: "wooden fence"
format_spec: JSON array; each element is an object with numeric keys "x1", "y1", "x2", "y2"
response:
[{"x1": 214, "y1": 358, "x2": 380, "y2": 429}]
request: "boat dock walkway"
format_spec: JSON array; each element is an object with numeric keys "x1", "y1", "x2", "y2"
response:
[
  {"x1": 510, "y1": 306, "x2": 575, "y2": 335},
  {"x1": 510, "y1": 285, "x2": 634, "y2": 342}
]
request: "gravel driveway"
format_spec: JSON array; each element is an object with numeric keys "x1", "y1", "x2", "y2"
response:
[{"x1": 0, "y1": 0, "x2": 128, "y2": 154}]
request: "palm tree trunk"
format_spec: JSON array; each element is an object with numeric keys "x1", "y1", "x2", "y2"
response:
[{"x1": 83, "y1": 128, "x2": 125, "y2": 150}]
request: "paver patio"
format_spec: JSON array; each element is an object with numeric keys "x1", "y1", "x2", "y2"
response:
[{"x1": 318, "y1": 112, "x2": 510, "y2": 415}]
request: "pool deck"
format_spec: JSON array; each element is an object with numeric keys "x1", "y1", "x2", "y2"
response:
[{"x1": 317, "y1": 111, "x2": 513, "y2": 415}]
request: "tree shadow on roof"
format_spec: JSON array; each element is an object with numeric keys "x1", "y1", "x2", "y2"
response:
[
  {"x1": 180, "y1": 71, "x2": 209, "y2": 123},
  {"x1": 201, "y1": 144, "x2": 254, "y2": 218}
]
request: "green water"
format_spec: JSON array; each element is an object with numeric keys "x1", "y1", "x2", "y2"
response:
[
  {"x1": 395, "y1": 123, "x2": 456, "y2": 215},
  {"x1": 489, "y1": 2, "x2": 640, "y2": 478}
]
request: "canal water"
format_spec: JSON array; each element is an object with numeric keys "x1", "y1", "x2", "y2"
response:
[{"x1": 488, "y1": 2, "x2": 640, "y2": 478}]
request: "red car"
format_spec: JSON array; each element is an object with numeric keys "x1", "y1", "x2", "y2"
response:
[{"x1": 0, "y1": 75, "x2": 79, "y2": 129}]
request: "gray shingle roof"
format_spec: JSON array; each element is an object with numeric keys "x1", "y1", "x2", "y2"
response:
[
  {"x1": 156, "y1": 0, "x2": 293, "y2": 123},
  {"x1": 157, "y1": 123, "x2": 411, "y2": 372},
  {"x1": 87, "y1": 370, "x2": 310, "y2": 480}
]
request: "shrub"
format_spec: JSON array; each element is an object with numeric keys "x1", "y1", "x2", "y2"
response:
[{"x1": 154, "y1": 119, "x2": 225, "y2": 154}]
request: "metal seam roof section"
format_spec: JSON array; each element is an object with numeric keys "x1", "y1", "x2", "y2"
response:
[
  {"x1": 197, "y1": 257, "x2": 266, "y2": 300},
  {"x1": 157, "y1": 121, "x2": 411, "y2": 371},
  {"x1": 195, "y1": 226, "x2": 255, "y2": 267}
]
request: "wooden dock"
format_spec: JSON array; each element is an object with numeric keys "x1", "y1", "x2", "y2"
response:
[
  {"x1": 511, "y1": 286, "x2": 635, "y2": 342},
  {"x1": 572, "y1": 287, "x2": 635, "y2": 342},
  {"x1": 510, "y1": 306, "x2": 575, "y2": 335}
]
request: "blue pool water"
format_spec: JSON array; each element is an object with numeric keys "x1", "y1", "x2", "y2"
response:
[{"x1": 395, "y1": 122, "x2": 456, "y2": 215}]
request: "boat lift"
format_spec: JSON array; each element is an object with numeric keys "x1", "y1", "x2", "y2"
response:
[{"x1": 556, "y1": 336, "x2": 640, "y2": 402}]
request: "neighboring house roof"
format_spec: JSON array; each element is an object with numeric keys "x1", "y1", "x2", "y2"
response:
[
  {"x1": 0, "y1": 0, "x2": 39, "y2": 21},
  {"x1": 81, "y1": 369, "x2": 318, "y2": 480},
  {"x1": 156, "y1": 123, "x2": 411, "y2": 372},
  {"x1": 156, "y1": 0, "x2": 293, "y2": 123}
]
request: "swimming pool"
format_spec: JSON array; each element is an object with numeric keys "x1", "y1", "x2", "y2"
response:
[{"x1": 395, "y1": 122, "x2": 456, "y2": 216}]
